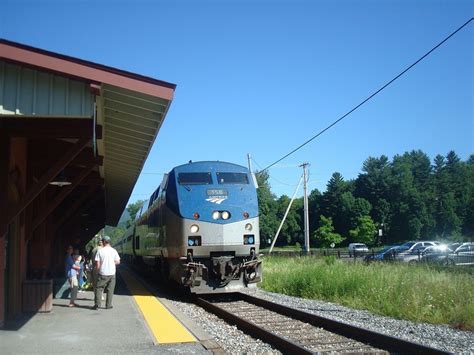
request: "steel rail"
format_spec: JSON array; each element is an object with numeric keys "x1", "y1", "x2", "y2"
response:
[
  {"x1": 237, "y1": 292, "x2": 450, "y2": 355},
  {"x1": 195, "y1": 296, "x2": 313, "y2": 355}
]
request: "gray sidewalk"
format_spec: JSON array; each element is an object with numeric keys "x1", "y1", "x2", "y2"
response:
[{"x1": 0, "y1": 275, "x2": 210, "y2": 354}]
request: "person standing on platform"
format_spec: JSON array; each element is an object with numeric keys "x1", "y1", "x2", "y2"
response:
[
  {"x1": 73, "y1": 247, "x2": 85, "y2": 292},
  {"x1": 90, "y1": 239, "x2": 103, "y2": 293},
  {"x1": 92, "y1": 236, "x2": 120, "y2": 310},
  {"x1": 64, "y1": 245, "x2": 81, "y2": 307}
]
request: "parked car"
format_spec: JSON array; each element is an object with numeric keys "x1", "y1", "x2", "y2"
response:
[
  {"x1": 348, "y1": 243, "x2": 369, "y2": 257},
  {"x1": 398, "y1": 241, "x2": 439, "y2": 253},
  {"x1": 420, "y1": 245, "x2": 452, "y2": 264},
  {"x1": 448, "y1": 242, "x2": 462, "y2": 252},
  {"x1": 394, "y1": 241, "x2": 439, "y2": 262},
  {"x1": 364, "y1": 245, "x2": 399, "y2": 263},
  {"x1": 445, "y1": 242, "x2": 474, "y2": 266}
]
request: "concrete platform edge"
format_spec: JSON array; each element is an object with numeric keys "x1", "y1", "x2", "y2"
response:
[{"x1": 122, "y1": 267, "x2": 220, "y2": 350}]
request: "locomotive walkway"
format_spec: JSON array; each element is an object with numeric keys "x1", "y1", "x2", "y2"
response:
[{"x1": 0, "y1": 268, "x2": 216, "y2": 354}]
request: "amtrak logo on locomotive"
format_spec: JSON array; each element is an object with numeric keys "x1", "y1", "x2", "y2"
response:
[{"x1": 206, "y1": 189, "x2": 228, "y2": 204}]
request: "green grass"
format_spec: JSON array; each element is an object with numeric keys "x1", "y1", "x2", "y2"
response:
[
  {"x1": 260, "y1": 256, "x2": 474, "y2": 330},
  {"x1": 259, "y1": 245, "x2": 303, "y2": 252},
  {"x1": 259, "y1": 246, "x2": 349, "y2": 254}
]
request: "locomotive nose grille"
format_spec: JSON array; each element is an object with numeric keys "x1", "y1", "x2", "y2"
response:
[{"x1": 210, "y1": 251, "x2": 235, "y2": 258}]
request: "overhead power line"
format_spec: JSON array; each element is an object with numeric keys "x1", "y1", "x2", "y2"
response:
[
  {"x1": 250, "y1": 157, "x2": 308, "y2": 187},
  {"x1": 258, "y1": 18, "x2": 473, "y2": 174},
  {"x1": 251, "y1": 157, "x2": 301, "y2": 186}
]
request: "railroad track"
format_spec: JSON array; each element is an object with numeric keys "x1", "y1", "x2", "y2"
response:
[{"x1": 195, "y1": 292, "x2": 449, "y2": 354}]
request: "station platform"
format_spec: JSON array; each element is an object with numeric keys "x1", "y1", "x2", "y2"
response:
[{"x1": 0, "y1": 269, "x2": 220, "y2": 354}]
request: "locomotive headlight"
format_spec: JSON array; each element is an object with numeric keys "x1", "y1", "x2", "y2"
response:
[
  {"x1": 221, "y1": 211, "x2": 230, "y2": 220},
  {"x1": 243, "y1": 212, "x2": 249, "y2": 219},
  {"x1": 245, "y1": 223, "x2": 253, "y2": 231},
  {"x1": 188, "y1": 236, "x2": 202, "y2": 247},
  {"x1": 212, "y1": 211, "x2": 221, "y2": 220},
  {"x1": 190, "y1": 224, "x2": 199, "y2": 233},
  {"x1": 193, "y1": 212, "x2": 200, "y2": 220},
  {"x1": 244, "y1": 234, "x2": 255, "y2": 245}
]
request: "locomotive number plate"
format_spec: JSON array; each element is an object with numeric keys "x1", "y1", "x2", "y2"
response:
[{"x1": 206, "y1": 189, "x2": 228, "y2": 197}]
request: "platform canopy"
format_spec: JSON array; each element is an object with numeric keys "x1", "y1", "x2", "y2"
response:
[{"x1": 0, "y1": 39, "x2": 176, "y2": 227}]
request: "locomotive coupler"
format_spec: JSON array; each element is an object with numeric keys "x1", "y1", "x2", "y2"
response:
[
  {"x1": 212, "y1": 256, "x2": 236, "y2": 282},
  {"x1": 182, "y1": 262, "x2": 206, "y2": 287},
  {"x1": 242, "y1": 258, "x2": 262, "y2": 284}
]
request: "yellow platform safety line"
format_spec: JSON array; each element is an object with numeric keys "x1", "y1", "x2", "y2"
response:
[{"x1": 119, "y1": 269, "x2": 197, "y2": 344}]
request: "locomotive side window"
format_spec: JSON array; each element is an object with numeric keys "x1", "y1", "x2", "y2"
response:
[
  {"x1": 148, "y1": 187, "x2": 160, "y2": 208},
  {"x1": 178, "y1": 172, "x2": 213, "y2": 185},
  {"x1": 217, "y1": 172, "x2": 249, "y2": 184},
  {"x1": 159, "y1": 174, "x2": 169, "y2": 202},
  {"x1": 135, "y1": 199, "x2": 148, "y2": 221}
]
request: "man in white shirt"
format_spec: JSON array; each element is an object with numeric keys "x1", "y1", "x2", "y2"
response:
[{"x1": 92, "y1": 236, "x2": 120, "y2": 310}]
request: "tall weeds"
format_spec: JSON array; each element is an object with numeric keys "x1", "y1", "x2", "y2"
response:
[{"x1": 260, "y1": 256, "x2": 474, "y2": 330}]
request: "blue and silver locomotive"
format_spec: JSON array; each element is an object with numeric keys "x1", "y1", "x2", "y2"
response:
[{"x1": 117, "y1": 161, "x2": 262, "y2": 293}]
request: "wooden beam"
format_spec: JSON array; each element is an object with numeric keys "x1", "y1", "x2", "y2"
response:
[
  {"x1": 31, "y1": 149, "x2": 103, "y2": 167},
  {"x1": 0, "y1": 129, "x2": 10, "y2": 238},
  {"x1": 53, "y1": 185, "x2": 101, "y2": 230},
  {"x1": 80, "y1": 176, "x2": 104, "y2": 186},
  {"x1": 4, "y1": 138, "x2": 91, "y2": 236},
  {"x1": 1, "y1": 117, "x2": 102, "y2": 139},
  {"x1": 74, "y1": 154, "x2": 103, "y2": 166},
  {"x1": 32, "y1": 161, "x2": 96, "y2": 231},
  {"x1": 77, "y1": 155, "x2": 103, "y2": 166}
]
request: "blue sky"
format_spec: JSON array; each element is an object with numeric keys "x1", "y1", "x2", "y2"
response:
[{"x1": 2, "y1": 0, "x2": 473, "y2": 202}]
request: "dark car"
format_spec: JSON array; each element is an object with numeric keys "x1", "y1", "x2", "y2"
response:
[
  {"x1": 420, "y1": 245, "x2": 452, "y2": 264},
  {"x1": 364, "y1": 245, "x2": 399, "y2": 263}
]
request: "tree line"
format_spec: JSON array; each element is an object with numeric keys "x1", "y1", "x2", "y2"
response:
[
  {"x1": 106, "y1": 150, "x2": 473, "y2": 248},
  {"x1": 258, "y1": 150, "x2": 473, "y2": 248}
]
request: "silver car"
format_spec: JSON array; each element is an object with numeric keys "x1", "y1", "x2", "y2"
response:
[
  {"x1": 445, "y1": 243, "x2": 474, "y2": 266},
  {"x1": 394, "y1": 241, "x2": 439, "y2": 263},
  {"x1": 348, "y1": 243, "x2": 369, "y2": 257}
]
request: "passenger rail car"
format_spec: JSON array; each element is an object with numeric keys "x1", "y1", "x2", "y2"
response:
[{"x1": 116, "y1": 161, "x2": 262, "y2": 293}]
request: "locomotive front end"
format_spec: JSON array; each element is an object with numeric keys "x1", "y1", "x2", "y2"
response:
[
  {"x1": 182, "y1": 211, "x2": 262, "y2": 291},
  {"x1": 169, "y1": 162, "x2": 262, "y2": 293}
]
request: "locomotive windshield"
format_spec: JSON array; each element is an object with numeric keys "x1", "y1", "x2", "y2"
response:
[
  {"x1": 178, "y1": 172, "x2": 213, "y2": 185},
  {"x1": 216, "y1": 172, "x2": 249, "y2": 184}
]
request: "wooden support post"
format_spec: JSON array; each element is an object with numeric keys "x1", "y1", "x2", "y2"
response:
[
  {"x1": 2, "y1": 138, "x2": 91, "y2": 236},
  {"x1": 0, "y1": 128, "x2": 10, "y2": 327},
  {"x1": 0, "y1": 129, "x2": 10, "y2": 238}
]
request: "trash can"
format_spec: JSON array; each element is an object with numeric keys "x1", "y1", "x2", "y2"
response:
[{"x1": 23, "y1": 279, "x2": 53, "y2": 312}]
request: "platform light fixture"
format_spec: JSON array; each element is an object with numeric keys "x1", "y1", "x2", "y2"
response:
[{"x1": 49, "y1": 170, "x2": 72, "y2": 187}]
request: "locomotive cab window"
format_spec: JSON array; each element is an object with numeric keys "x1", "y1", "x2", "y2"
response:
[
  {"x1": 217, "y1": 172, "x2": 249, "y2": 184},
  {"x1": 178, "y1": 172, "x2": 213, "y2": 185}
]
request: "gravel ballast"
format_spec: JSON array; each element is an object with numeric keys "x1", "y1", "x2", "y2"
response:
[
  {"x1": 170, "y1": 289, "x2": 473, "y2": 354},
  {"x1": 254, "y1": 289, "x2": 473, "y2": 354},
  {"x1": 169, "y1": 297, "x2": 279, "y2": 354}
]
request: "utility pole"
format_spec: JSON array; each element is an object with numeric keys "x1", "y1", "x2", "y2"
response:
[
  {"x1": 300, "y1": 162, "x2": 310, "y2": 254},
  {"x1": 269, "y1": 174, "x2": 304, "y2": 254},
  {"x1": 247, "y1": 153, "x2": 252, "y2": 172},
  {"x1": 247, "y1": 153, "x2": 259, "y2": 188}
]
